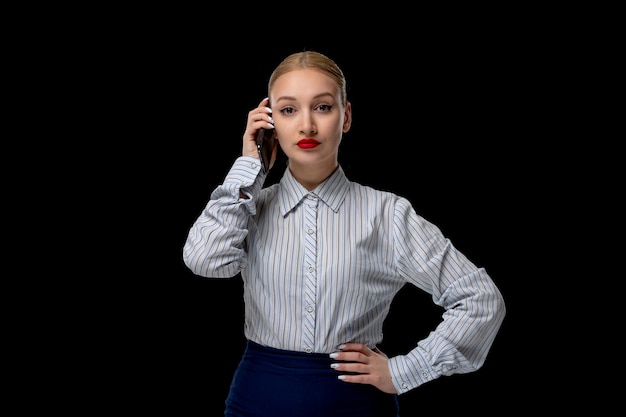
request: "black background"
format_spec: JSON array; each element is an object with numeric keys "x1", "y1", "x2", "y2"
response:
[
  {"x1": 15, "y1": 6, "x2": 618, "y2": 414},
  {"x1": 95, "y1": 21, "x2": 584, "y2": 416}
]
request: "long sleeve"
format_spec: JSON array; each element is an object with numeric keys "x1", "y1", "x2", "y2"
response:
[
  {"x1": 182, "y1": 163, "x2": 505, "y2": 393},
  {"x1": 182, "y1": 156, "x2": 265, "y2": 278},
  {"x1": 387, "y1": 197, "x2": 506, "y2": 394}
]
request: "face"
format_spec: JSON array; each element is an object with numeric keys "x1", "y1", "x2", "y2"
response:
[{"x1": 269, "y1": 69, "x2": 351, "y2": 171}]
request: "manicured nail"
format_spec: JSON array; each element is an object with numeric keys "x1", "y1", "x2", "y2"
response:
[
  {"x1": 330, "y1": 363, "x2": 339, "y2": 369},
  {"x1": 338, "y1": 375, "x2": 346, "y2": 380},
  {"x1": 329, "y1": 353, "x2": 339, "y2": 358},
  {"x1": 338, "y1": 344, "x2": 346, "y2": 349},
  {"x1": 265, "y1": 106, "x2": 272, "y2": 113}
]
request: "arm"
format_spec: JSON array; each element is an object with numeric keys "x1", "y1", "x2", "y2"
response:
[
  {"x1": 183, "y1": 98, "x2": 275, "y2": 278},
  {"x1": 182, "y1": 156, "x2": 264, "y2": 278},
  {"x1": 387, "y1": 198, "x2": 506, "y2": 394}
]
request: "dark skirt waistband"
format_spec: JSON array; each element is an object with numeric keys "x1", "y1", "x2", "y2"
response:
[{"x1": 224, "y1": 339, "x2": 400, "y2": 417}]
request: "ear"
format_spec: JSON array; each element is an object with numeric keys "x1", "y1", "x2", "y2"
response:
[{"x1": 342, "y1": 101, "x2": 352, "y2": 133}]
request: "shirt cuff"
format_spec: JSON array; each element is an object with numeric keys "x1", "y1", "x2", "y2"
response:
[{"x1": 388, "y1": 348, "x2": 438, "y2": 394}]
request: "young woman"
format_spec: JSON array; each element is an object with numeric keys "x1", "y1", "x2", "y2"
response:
[{"x1": 183, "y1": 50, "x2": 506, "y2": 417}]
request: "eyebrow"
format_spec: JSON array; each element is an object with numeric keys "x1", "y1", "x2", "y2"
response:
[{"x1": 274, "y1": 92, "x2": 336, "y2": 103}]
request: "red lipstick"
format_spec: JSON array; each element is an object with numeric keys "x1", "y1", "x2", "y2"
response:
[{"x1": 297, "y1": 139, "x2": 320, "y2": 149}]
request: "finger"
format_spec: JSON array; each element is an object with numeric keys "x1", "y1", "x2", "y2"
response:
[
  {"x1": 331, "y1": 362, "x2": 369, "y2": 374},
  {"x1": 337, "y1": 343, "x2": 371, "y2": 354},
  {"x1": 249, "y1": 109, "x2": 274, "y2": 129},
  {"x1": 255, "y1": 98, "x2": 272, "y2": 120},
  {"x1": 330, "y1": 351, "x2": 369, "y2": 364},
  {"x1": 337, "y1": 374, "x2": 370, "y2": 385}
]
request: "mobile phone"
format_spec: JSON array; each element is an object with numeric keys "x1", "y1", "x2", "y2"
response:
[{"x1": 256, "y1": 127, "x2": 275, "y2": 173}]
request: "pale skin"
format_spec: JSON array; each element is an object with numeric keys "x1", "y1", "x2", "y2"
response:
[{"x1": 241, "y1": 68, "x2": 398, "y2": 394}]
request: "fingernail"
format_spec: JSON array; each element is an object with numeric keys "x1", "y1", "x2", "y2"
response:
[
  {"x1": 338, "y1": 344, "x2": 346, "y2": 349},
  {"x1": 329, "y1": 353, "x2": 339, "y2": 358},
  {"x1": 338, "y1": 375, "x2": 346, "y2": 380},
  {"x1": 330, "y1": 363, "x2": 339, "y2": 369}
]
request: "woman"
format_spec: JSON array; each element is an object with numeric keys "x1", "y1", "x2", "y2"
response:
[{"x1": 183, "y1": 50, "x2": 506, "y2": 417}]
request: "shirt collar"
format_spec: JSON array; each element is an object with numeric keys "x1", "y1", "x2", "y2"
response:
[{"x1": 278, "y1": 166, "x2": 350, "y2": 215}]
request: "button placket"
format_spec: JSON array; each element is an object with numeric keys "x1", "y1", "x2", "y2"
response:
[{"x1": 302, "y1": 194, "x2": 318, "y2": 353}]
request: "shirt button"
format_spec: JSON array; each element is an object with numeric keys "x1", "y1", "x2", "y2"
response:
[
  {"x1": 307, "y1": 228, "x2": 314, "y2": 234},
  {"x1": 401, "y1": 382, "x2": 408, "y2": 389},
  {"x1": 306, "y1": 305, "x2": 314, "y2": 313},
  {"x1": 305, "y1": 347, "x2": 313, "y2": 353},
  {"x1": 421, "y1": 371, "x2": 428, "y2": 378},
  {"x1": 308, "y1": 266, "x2": 314, "y2": 272}
]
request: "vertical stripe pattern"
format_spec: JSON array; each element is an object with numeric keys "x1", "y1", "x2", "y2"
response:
[{"x1": 182, "y1": 156, "x2": 506, "y2": 394}]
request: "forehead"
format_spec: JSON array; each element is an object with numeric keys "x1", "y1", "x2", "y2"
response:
[{"x1": 271, "y1": 69, "x2": 339, "y2": 101}]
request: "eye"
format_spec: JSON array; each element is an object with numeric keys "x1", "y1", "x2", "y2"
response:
[
  {"x1": 317, "y1": 104, "x2": 333, "y2": 112},
  {"x1": 280, "y1": 107, "x2": 295, "y2": 115}
]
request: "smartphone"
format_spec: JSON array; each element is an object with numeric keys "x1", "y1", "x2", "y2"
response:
[{"x1": 256, "y1": 127, "x2": 275, "y2": 173}]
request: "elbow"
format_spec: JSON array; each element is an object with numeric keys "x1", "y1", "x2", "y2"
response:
[
  {"x1": 182, "y1": 251, "x2": 241, "y2": 279},
  {"x1": 493, "y1": 287, "x2": 507, "y2": 324}
]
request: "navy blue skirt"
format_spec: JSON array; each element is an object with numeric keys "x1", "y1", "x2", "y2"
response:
[{"x1": 224, "y1": 340, "x2": 400, "y2": 417}]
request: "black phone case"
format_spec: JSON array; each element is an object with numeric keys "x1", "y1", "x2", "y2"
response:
[{"x1": 256, "y1": 128, "x2": 275, "y2": 173}]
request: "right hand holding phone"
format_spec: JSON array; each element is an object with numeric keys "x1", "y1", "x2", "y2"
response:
[{"x1": 243, "y1": 97, "x2": 276, "y2": 171}]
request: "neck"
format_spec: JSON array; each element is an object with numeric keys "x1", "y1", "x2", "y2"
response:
[{"x1": 288, "y1": 162, "x2": 338, "y2": 191}]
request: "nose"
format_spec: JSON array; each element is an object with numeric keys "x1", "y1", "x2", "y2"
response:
[{"x1": 299, "y1": 111, "x2": 317, "y2": 136}]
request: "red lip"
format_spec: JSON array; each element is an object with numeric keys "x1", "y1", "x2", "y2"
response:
[{"x1": 297, "y1": 139, "x2": 320, "y2": 149}]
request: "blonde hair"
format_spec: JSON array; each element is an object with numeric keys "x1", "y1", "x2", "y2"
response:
[{"x1": 268, "y1": 51, "x2": 348, "y2": 107}]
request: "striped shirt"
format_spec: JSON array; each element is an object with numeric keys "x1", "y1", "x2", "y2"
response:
[{"x1": 183, "y1": 156, "x2": 506, "y2": 394}]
